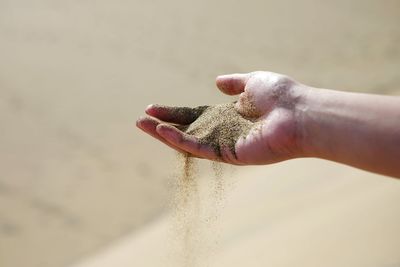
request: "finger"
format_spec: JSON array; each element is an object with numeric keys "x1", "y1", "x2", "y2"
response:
[
  {"x1": 216, "y1": 73, "x2": 250, "y2": 95},
  {"x1": 136, "y1": 116, "x2": 187, "y2": 154},
  {"x1": 220, "y1": 146, "x2": 244, "y2": 165},
  {"x1": 156, "y1": 124, "x2": 217, "y2": 160},
  {"x1": 145, "y1": 104, "x2": 208, "y2": 125}
]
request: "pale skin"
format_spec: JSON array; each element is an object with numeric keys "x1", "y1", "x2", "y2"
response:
[{"x1": 137, "y1": 71, "x2": 400, "y2": 179}]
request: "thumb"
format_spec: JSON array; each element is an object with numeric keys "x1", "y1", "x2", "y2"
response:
[{"x1": 216, "y1": 73, "x2": 250, "y2": 95}]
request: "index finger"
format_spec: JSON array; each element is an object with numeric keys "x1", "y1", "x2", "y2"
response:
[{"x1": 146, "y1": 104, "x2": 208, "y2": 125}]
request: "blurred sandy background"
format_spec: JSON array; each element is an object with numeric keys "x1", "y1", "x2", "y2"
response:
[{"x1": 0, "y1": 0, "x2": 399, "y2": 267}]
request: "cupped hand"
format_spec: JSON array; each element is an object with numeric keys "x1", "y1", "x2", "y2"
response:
[{"x1": 136, "y1": 71, "x2": 309, "y2": 165}]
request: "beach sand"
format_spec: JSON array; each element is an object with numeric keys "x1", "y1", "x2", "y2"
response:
[
  {"x1": 71, "y1": 160, "x2": 400, "y2": 267},
  {"x1": 0, "y1": 0, "x2": 399, "y2": 266}
]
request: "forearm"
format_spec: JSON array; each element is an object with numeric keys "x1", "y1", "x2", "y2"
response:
[{"x1": 298, "y1": 86, "x2": 400, "y2": 178}]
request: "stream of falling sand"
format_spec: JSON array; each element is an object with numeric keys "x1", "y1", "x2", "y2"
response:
[{"x1": 171, "y1": 153, "x2": 226, "y2": 267}]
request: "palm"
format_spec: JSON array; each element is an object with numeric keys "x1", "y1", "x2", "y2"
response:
[{"x1": 235, "y1": 107, "x2": 298, "y2": 165}]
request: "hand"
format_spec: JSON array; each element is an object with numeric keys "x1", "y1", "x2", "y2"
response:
[{"x1": 136, "y1": 71, "x2": 309, "y2": 165}]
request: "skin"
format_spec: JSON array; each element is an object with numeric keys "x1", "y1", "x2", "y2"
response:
[{"x1": 137, "y1": 71, "x2": 400, "y2": 179}]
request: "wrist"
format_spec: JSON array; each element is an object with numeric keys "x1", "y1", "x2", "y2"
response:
[
  {"x1": 292, "y1": 84, "x2": 319, "y2": 158},
  {"x1": 294, "y1": 85, "x2": 346, "y2": 160}
]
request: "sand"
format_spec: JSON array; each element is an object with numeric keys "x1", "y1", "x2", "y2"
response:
[
  {"x1": 172, "y1": 153, "x2": 198, "y2": 267},
  {"x1": 172, "y1": 153, "x2": 226, "y2": 267},
  {"x1": 1, "y1": 0, "x2": 400, "y2": 267},
  {"x1": 170, "y1": 102, "x2": 252, "y2": 266},
  {"x1": 70, "y1": 160, "x2": 400, "y2": 267},
  {"x1": 169, "y1": 103, "x2": 253, "y2": 267},
  {"x1": 182, "y1": 103, "x2": 253, "y2": 157}
]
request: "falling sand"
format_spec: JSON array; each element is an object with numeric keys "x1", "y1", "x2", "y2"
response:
[
  {"x1": 172, "y1": 153, "x2": 200, "y2": 267},
  {"x1": 171, "y1": 103, "x2": 254, "y2": 267}
]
